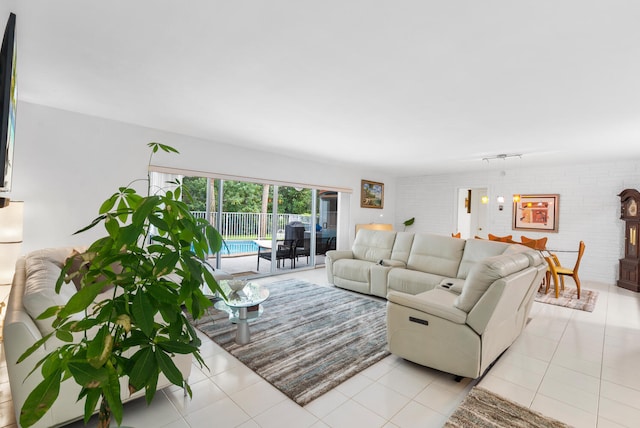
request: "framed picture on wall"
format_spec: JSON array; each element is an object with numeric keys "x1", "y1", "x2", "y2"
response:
[
  {"x1": 361, "y1": 180, "x2": 384, "y2": 209},
  {"x1": 513, "y1": 194, "x2": 560, "y2": 232}
]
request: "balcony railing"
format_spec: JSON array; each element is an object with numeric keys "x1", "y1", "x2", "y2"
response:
[{"x1": 190, "y1": 211, "x2": 311, "y2": 240}]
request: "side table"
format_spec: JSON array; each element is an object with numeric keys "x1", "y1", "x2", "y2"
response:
[{"x1": 215, "y1": 281, "x2": 269, "y2": 344}]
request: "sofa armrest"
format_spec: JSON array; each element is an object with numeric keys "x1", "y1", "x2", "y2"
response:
[
  {"x1": 325, "y1": 250, "x2": 354, "y2": 261},
  {"x1": 325, "y1": 250, "x2": 355, "y2": 283},
  {"x1": 387, "y1": 290, "x2": 468, "y2": 324}
]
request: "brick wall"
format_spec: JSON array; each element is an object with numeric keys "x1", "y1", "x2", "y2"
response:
[{"x1": 395, "y1": 160, "x2": 640, "y2": 284}]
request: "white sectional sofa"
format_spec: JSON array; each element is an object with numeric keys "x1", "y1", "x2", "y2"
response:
[
  {"x1": 3, "y1": 248, "x2": 193, "y2": 428},
  {"x1": 326, "y1": 229, "x2": 546, "y2": 379}
]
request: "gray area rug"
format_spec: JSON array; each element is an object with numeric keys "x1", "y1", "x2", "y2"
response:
[
  {"x1": 534, "y1": 286, "x2": 598, "y2": 312},
  {"x1": 190, "y1": 279, "x2": 389, "y2": 406},
  {"x1": 445, "y1": 387, "x2": 571, "y2": 427}
]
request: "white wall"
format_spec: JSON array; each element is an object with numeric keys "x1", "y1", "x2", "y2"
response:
[
  {"x1": 395, "y1": 163, "x2": 640, "y2": 284},
  {"x1": 9, "y1": 102, "x2": 396, "y2": 253}
]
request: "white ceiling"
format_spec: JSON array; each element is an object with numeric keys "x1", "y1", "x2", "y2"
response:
[{"x1": 9, "y1": 1, "x2": 640, "y2": 176}]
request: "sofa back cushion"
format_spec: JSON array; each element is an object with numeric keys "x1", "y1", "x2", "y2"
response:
[
  {"x1": 456, "y1": 239, "x2": 511, "y2": 279},
  {"x1": 406, "y1": 233, "x2": 465, "y2": 277},
  {"x1": 454, "y1": 252, "x2": 531, "y2": 312},
  {"x1": 352, "y1": 229, "x2": 397, "y2": 262},
  {"x1": 390, "y1": 232, "x2": 414, "y2": 264},
  {"x1": 22, "y1": 248, "x2": 83, "y2": 336},
  {"x1": 503, "y1": 244, "x2": 544, "y2": 266}
]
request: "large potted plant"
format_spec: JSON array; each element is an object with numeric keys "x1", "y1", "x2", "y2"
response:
[{"x1": 18, "y1": 143, "x2": 223, "y2": 427}]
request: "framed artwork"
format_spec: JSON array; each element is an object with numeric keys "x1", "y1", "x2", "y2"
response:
[
  {"x1": 513, "y1": 194, "x2": 560, "y2": 232},
  {"x1": 361, "y1": 180, "x2": 384, "y2": 209}
]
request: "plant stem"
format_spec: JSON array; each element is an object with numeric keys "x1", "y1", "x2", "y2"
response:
[{"x1": 98, "y1": 395, "x2": 111, "y2": 428}]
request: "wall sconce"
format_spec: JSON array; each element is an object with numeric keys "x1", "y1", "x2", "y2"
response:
[
  {"x1": 481, "y1": 195, "x2": 488, "y2": 204},
  {"x1": 513, "y1": 194, "x2": 521, "y2": 203},
  {"x1": 0, "y1": 200, "x2": 24, "y2": 285}
]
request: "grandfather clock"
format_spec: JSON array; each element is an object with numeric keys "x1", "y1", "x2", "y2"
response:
[{"x1": 618, "y1": 189, "x2": 640, "y2": 292}]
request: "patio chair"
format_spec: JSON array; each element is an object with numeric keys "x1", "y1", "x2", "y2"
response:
[{"x1": 257, "y1": 239, "x2": 297, "y2": 270}]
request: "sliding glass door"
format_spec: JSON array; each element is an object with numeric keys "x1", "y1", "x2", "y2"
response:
[{"x1": 176, "y1": 172, "x2": 340, "y2": 278}]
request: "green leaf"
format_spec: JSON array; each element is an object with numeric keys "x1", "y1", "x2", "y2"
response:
[
  {"x1": 148, "y1": 142, "x2": 179, "y2": 154},
  {"x1": 103, "y1": 363, "x2": 123, "y2": 426},
  {"x1": 148, "y1": 214, "x2": 170, "y2": 232},
  {"x1": 83, "y1": 388, "x2": 102, "y2": 424},
  {"x1": 403, "y1": 217, "x2": 415, "y2": 227},
  {"x1": 119, "y1": 223, "x2": 143, "y2": 246},
  {"x1": 17, "y1": 331, "x2": 55, "y2": 364},
  {"x1": 73, "y1": 214, "x2": 108, "y2": 235},
  {"x1": 36, "y1": 305, "x2": 63, "y2": 320},
  {"x1": 105, "y1": 214, "x2": 120, "y2": 238},
  {"x1": 58, "y1": 282, "x2": 104, "y2": 318},
  {"x1": 68, "y1": 362, "x2": 109, "y2": 389},
  {"x1": 117, "y1": 197, "x2": 130, "y2": 223},
  {"x1": 87, "y1": 326, "x2": 113, "y2": 369},
  {"x1": 19, "y1": 368, "x2": 62, "y2": 428},
  {"x1": 153, "y1": 251, "x2": 179, "y2": 277},
  {"x1": 157, "y1": 340, "x2": 198, "y2": 355},
  {"x1": 99, "y1": 194, "x2": 118, "y2": 214},
  {"x1": 156, "y1": 349, "x2": 184, "y2": 386},
  {"x1": 128, "y1": 347, "x2": 156, "y2": 391},
  {"x1": 146, "y1": 283, "x2": 178, "y2": 305},
  {"x1": 144, "y1": 370, "x2": 159, "y2": 404},
  {"x1": 132, "y1": 196, "x2": 160, "y2": 227},
  {"x1": 55, "y1": 329, "x2": 74, "y2": 343},
  {"x1": 132, "y1": 292, "x2": 155, "y2": 337}
]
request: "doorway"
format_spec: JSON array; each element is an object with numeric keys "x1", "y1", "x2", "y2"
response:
[{"x1": 456, "y1": 187, "x2": 488, "y2": 239}]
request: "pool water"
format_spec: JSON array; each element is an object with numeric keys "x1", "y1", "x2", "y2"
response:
[{"x1": 220, "y1": 240, "x2": 259, "y2": 256}]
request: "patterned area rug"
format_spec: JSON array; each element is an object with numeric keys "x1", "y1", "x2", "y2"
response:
[
  {"x1": 534, "y1": 286, "x2": 598, "y2": 312},
  {"x1": 190, "y1": 279, "x2": 389, "y2": 406},
  {"x1": 445, "y1": 387, "x2": 571, "y2": 427}
]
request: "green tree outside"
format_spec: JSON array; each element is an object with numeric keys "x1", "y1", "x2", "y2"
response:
[{"x1": 183, "y1": 177, "x2": 312, "y2": 215}]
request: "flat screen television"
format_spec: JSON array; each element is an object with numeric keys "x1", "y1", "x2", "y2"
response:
[{"x1": 0, "y1": 12, "x2": 17, "y2": 193}]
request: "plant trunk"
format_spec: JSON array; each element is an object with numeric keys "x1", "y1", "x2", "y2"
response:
[{"x1": 98, "y1": 396, "x2": 111, "y2": 428}]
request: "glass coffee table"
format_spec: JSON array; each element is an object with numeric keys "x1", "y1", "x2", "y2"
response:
[{"x1": 214, "y1": 280, "x2": 270, "y2": 345}]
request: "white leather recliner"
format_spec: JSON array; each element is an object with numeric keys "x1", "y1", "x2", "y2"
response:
[{"x1": 386, "y1": 251, "x2": 546, "y2": 379}]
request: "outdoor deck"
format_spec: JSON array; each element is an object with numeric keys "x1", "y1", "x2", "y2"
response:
[{"x1": 210, "y1": 252, "x2": 327, "y2": 279}]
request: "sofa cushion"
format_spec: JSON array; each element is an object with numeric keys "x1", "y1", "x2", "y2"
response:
[
  {"x1": 23, "y1": 249, "x2": 82, "y2": 336},
  {"x1": 503, "y1": 244, "x2": 544, "y2": 266},
  {"x1": 332, "y1": 259, "x2": 372, "y2": 283},
  {"x1": 389, "y1": 232, "x2": 414, "y2": 264},
  {"x1": 388, "y1": 268, "x2": 444, "y2": 295},
  {"x1": 454, "y1": 253, "x2": 530, "y2": 312},
  {"x1": 406, "y1": 234, "x2": 465, "y2": 277},
  {"x1": 456, "y1": 239, "x2": 511, "y2": 279},
  {"x1": 352, "y1": 230, "x2": 396, "y2": 262}
]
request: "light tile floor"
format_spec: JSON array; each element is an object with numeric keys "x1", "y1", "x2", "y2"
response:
[{"x1": 1, "y1": 268, "x2": 639, "y2": 427}]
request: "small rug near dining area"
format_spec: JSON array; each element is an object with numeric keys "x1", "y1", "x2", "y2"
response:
[
  {"x1": 534, "y1": 286, "x2": 598, "y2": 312},
  {"x1": 189, "y1": 279, "x2": 389, "y2": 406},
  {"x1": 445, "y1": 387, "x2": 571, "y2": 427}
]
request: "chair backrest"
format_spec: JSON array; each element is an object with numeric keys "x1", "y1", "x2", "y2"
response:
[
  {"x1": 488, "y1": 233, "x2": 513, "y2": 243},
  {"x1": 520, "y1": 236, "x2": 547, "y2": 250},
  {"x1": 573, "y1": 241, "x2": 586, "y2": 272},
  {"x1": 451, "y1": 232, "x2": 461, "y2": 238}
]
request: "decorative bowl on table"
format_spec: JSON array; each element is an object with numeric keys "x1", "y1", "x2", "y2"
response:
[{"x1": 227, "y1": 279, "x2": 247, "y2": 292}]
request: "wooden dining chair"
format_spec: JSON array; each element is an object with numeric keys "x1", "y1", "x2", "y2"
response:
[
  {"x1": 488, "y1": 233, "x2": 513, "y2": 243},
  {"x1": 544, "y1": 241, "x2": 586, "y2": 299},
  {"x1": 520, "y1": 235, "x2": 548, "y2": 251}
]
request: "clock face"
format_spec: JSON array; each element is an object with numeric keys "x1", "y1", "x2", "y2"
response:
[{"x1": 628, "y1": 199, "x2": 638, "y2": 217}]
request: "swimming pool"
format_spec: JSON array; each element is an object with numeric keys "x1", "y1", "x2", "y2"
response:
[{"x1": 220, "y1": 240, "x2": 259, "y2": 256}]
